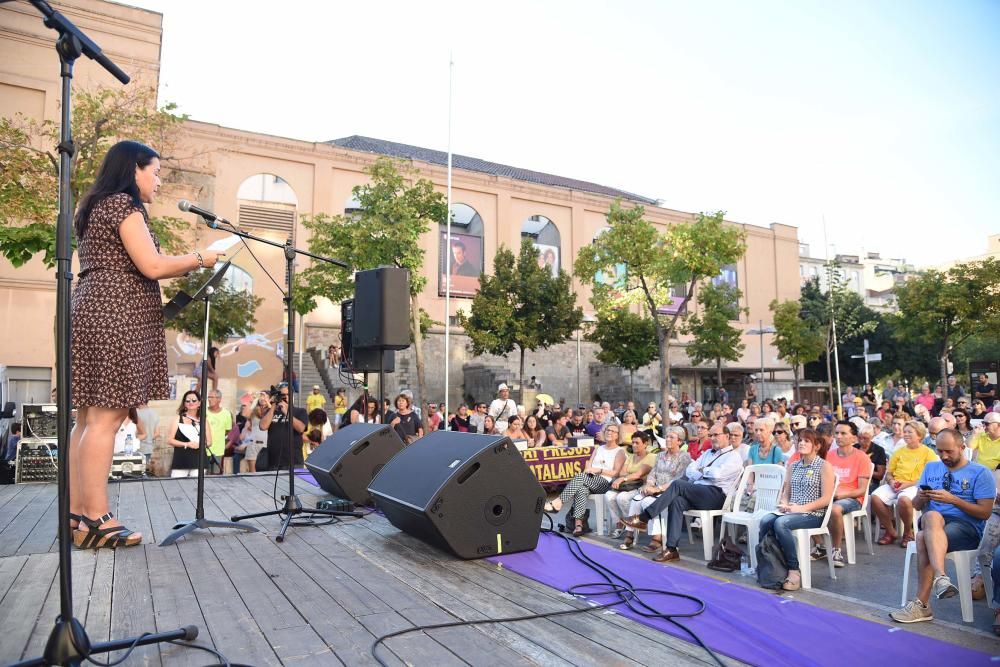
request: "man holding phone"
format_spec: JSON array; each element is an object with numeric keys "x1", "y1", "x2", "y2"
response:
[{"x1": 890, "y1": 429, "x2": 995, "y2": 624}]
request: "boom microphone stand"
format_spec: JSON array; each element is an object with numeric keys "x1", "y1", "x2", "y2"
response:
[
  {"x1": 15, "y1": 3, "x2": 196, "y2": 665},
  {"x1": 159, "y1": 260, "x2": 259, "y2": 546},
  {"x1": 194, "y1": 221, "x2": 364, "y2": 541}
]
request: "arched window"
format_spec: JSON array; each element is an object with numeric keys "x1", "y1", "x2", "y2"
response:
[
  {"x1": 224, "y1": 265, "x2": 253, "y2": 294},
  {"x1": 236, "y1": 173, "x2": 298, "y2": 241},
  {"x1": 438, "y1": 203, "x2": 484, "y2": 297},
  {"x1": 344, "y1": 192, "x2": 363, "y2": 215},
  {"x1": 521, "y1": 215, "x2": 561, "y2": 277}
]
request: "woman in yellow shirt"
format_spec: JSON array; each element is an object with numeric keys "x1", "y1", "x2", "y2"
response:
[{"x1": 871, "y1": 420, "x2": 938, "y2": 547}]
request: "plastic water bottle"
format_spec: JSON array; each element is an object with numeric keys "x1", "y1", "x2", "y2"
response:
[
  {"x1": 124, "y1": 433, "x2": 135, "y2": 456},
  {"x1": 740, "y1": 553, "x2": 752, "y2": 576}
]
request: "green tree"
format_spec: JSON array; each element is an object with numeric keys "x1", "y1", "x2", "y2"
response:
[
  {"x1": 586, "y1": 308, "x2": 659, "y2": 402},
  {"x1": 683, "y1": 281, "x2": 747, "y2": 392},
  {"x1": 574, "y1": 202, "x2": 746, "y2": 410},
  {"x1": 0, "y1": 85, "x2": 190, "y2": 266},
  {"x1": 891, "y1": 258, "x2": 1000, "y2": 391},
  {"x1": 295, "y1": 157, "x2": 448, "y2": 407},
  {"x1": 800, "y1": 271, "x2": 877, "y2": 410},
  {"x1": 162, "y1": 269, "x2": 264, "y2": 346},
  {"x1": 770, "y1": 299, "x2": 826, "y2": 403},
  {"x1": 460, "y1": 238, "x2": 583, "y2": 402}
]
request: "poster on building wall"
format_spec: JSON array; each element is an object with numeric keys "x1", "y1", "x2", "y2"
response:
[
  {"x1": 439, "y1": 231, "x2": 483, "y2": 297},
  {"x1": 533, "y1": 243, "x2": 559, "y2": 277},
  {"x1": 595, "y1": 263, "x2": 627, "y2": 298},
  {"x1": 657, "y1": 285, "x2": 688, "y2": 316}
]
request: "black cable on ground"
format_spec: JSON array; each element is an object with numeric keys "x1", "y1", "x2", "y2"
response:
[{"x1": 369, "y1": 512, "x2": 727, "y2": 667}]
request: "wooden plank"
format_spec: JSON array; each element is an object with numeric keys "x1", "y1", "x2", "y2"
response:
[
  {"x1": 21, "y1": 549, "x2": 98, "y2": 660},
  {"x1": 143, "y1": 480, "x2": 180, "y2": 545},
  {"x1": 144, "y1": 543, "x2": 212, "y2": 667},
  {"x1": 175, "y1": 538, "x2": 282, "y2": 666},
  {"x1": 159, "y1": 478, "x2": 199, "y2": 530},
  {"x1": 1, "y1": 487, "x2": 55, "y2": 556},
  {"x1": 0, "y1": 483, "x2": 28, "y2": 511},
  {"x1": 15, "y1": 488, "x2": 58, "y2": 555},
  {"x1": 0, "y1": 552, "x2": 58, "y2": 665},
  {"x1": 0, "y1": 483, "x2": 45, "y2": 536},
  {"x1": 83, "y1": 549, "x2": 115, "y2": 643},
  {"x1": 0, "y1": 554, "x2": 28, "y2": 601},
  {"x1": 107, "y1": 545, "x2": 161, "y2": 666},
  {"x1": 113, "y1": 479, "x2": 154, "y2": 546}
]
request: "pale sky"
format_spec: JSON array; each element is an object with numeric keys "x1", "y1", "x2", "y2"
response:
[{"x1": 127, "y1": 0, "x2": 999, "y2": 267}]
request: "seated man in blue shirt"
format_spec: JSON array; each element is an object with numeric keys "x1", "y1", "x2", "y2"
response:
[{"x1": 890, "y1": 429, "x2": 994, "y2": 624}]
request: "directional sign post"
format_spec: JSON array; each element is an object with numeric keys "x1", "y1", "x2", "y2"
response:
[{"x1": 850, "y1": 339, "x2": 881, "y2": 385}]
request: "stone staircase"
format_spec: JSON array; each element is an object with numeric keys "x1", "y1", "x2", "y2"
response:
[
  {"x1": 589, "y1": 363, "x2": 659, "y2": 408},
  {"x1": 296, "y1": 348, "x2": 336, "y2": 407}
]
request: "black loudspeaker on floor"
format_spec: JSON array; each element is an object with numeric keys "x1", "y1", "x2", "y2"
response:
[
  {"x1": 305, "y1": 424, "x2": 405, "y2": 506},
  {"x1": 368, "y1": 431, "x2": 546, "y2": 559}
]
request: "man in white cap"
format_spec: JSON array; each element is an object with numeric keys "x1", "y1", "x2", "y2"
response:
[
  {"x1": 489, "y1": 383, "x2": 517, "y2": 433},
  {"x1": 306, "y1": 385, "x2": 326, "y2": 414}
]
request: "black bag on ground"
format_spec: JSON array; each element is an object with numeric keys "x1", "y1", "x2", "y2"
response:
[
  {"x1": 559, "y1": 507, "x2": 592, "y2": 534},
  {"x1": 707, "y1": 535, "x2": 743, "y2": 572},
  {"x1": 755, "y1": 532, "x2": 789, "y2": 589}
]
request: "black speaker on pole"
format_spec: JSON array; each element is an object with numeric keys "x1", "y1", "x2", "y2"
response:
[
  {"x1": 341, "y1": 298, "x2": 396, "y2": 373},
  {"x1": 305, "y1": 423, "x2": 405, "y2": 505},
  {"x1": 368, "y1": 432, "x2": 545, "y2": 559},
  {"x1": 353, "y1": 267, "x2": 410, "y2": 350}
]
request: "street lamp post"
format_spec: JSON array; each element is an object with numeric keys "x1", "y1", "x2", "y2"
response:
[
  {"x1": 577, "y1": 315, "x2": 596, "y2": 405},
  {"x1": 747, "y1": 320, "x2": 777, "y2": 401}
]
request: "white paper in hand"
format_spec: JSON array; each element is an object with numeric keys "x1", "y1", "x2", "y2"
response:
[{"x1": 207, "y1": 235, "x2": 241, "y2": 253}]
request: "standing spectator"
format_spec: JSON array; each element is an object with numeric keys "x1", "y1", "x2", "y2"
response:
[
  {"x1": 882, "y1": 380, "x2": 899, "y2": 405},
  {"x1": 861, "y1": 383, "x2": 878, "y2": 408},
  {"x1": 388, "y1": 393, "x2": 424, "y2": 444},
  {"x1": 230, "y1": 403, "x2": 251, "y2": 474},
  {"x1": 469, "y1": 402, "x2": 487, "y2": 433},
  {"x1": 914, "y1": 383, "x2": 936, "y2": 415},
  {"x1": 545, "y1": 425, "x2": 626, "y2": 536},
  {"x1": 449, "y1": 404, "x2": 472, "y2": 432},
  {"x1": 348, "y1": 395, "x2": 380, "y2": 424},
  {"x1": 306, "y1": 385, "x2": 326, "y2": 414},
  {"x1": 718, "y1": 386, "x2": 729, "y2": 407},
  {"x1": 205, "y1": 390, "x2": 232, "y2": 475},
  {"x1": 112, "y1": 408, "x2": 146, "y2": 455},
  {"x1": 244, "y1": 391, "x2": 270, "y2": 473},
  {"x1": 606, "y1": 430, "x2": 656, "y2": 539},
  {"x1": 946, "y1": 375, "x2": 965, "y2": 404},
  {"x1": 890, "y1": 429, "x2": 994, "y2": 623},
  {"x1": 821, "y1": 420, "x2": 871, "y2": 567},
  {"x1": 332, "y1": 388, "x2": 347, "y2": 428},
  {"x1": 872, "y1": 421, "x2": 939, "y2": 546},
  {"x1": 757, "y1": 429, "x2": 836, "y2": 591},
  {"x1": 261, "y1": 384, "x2": 308, "y2": 470},
  {"x1": 623, "y1": 424, "x2": 743, "y2": 563},
  {"x1": 533, "y1": 398, "x2": 553, "y2": 429},
  {"x1": 971, "y1": 412, "x2": 1000, "y2": 470},
  {"x1": 424, "y1": 402, "x2": 443, "y2": 432},
  {"x1": 166, "y1": 391, "x2": 210, "y2": 478},
  {"x1": 974, "y1": 374, "x2": 997, "y2": 404},
  {"x1": 281, "y1": 366, "x2": 299, "y2": 395},
  {"x1": 488, "y1": 384, "x2": 517, "y2": 433}
]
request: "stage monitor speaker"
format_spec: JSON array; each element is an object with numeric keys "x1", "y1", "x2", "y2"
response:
[
  {"x1": 368, "y1": 431, "x2": 545, "y2": 559},
  {"x1": 353, "y1": 267, "x2": 410, "y2": 350},
  {"x1": 305, "y1": 423, "x2": 405, "y2": 505}
]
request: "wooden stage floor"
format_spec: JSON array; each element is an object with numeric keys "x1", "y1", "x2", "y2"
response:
[{"x1": 0, "y1": 475, "x2": 736, "y2": 666}]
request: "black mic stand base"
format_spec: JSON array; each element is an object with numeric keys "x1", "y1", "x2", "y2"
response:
[
  {"x1": 232, "y1": 494, "x2": 363, "y2": 543},
  {"x1": 10, "y1": 616, "x2": 197, "y2": 667},
  {"x1": 159, "y1": 516, "x2": 259, "y2": 547}
]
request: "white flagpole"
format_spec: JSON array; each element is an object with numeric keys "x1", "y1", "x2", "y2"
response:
[{"x1": 444, "y1": 53, "x2": 454, "y2": 428}]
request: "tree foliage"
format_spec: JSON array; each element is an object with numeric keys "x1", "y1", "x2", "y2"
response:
[
  {"x1": 770, "y1": 298, "x2": 826, "y2": 403},
  {"x1": 460, "y1": 238, "x2": 583, "y2": 400},
  {"x1": 163, "y1": 269, "x2": 264, "y2": 346},
  {"x1": 586, "y1": 308, "x2": 659, "y2": 402},
  {"x1": 574, "y1": 201, "x2": 746, "y2": 408},
  {"x1": 890, "y1": 258, "x2": 1000, "y2": 390},
  {"x1": 683, "y1": 281, "x2": 747, "y2": 389},
  {"x1": 295, "y1": 157, "x2": 448, "y2": 406},
  {"x1": 0, "y1": 85, "x2": 190, "y2": 266}
]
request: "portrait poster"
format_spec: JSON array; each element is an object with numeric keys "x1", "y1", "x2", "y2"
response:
[
  {"x1": 439, "y1": 231, "x2": 483, "y2": 297},
  {"x1": 532, "y1": 242, "x2": 559, "y2": 277},
  {"x1": 595, "y1": 263, "x2": 627, "y2": 299}
]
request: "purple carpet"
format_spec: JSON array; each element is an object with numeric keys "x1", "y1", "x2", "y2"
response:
[{"x1": 489, "y1": 533, "x2": 994, "y2": 666}]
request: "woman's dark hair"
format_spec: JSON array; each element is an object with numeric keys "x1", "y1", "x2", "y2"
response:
[
  {"x1": 206, "y1": 346, "x2": 220, "y2": 371},
  {"x1": 347, "y1": 395, "x2": 366, "y2": 415},
  {"x1": 75, "y1": 140, "x2": 159, "y2": 238},
  {"x1": 954, "y1": 408, "x2": 972, "y2": 429},
  {"x1": 308, "y1": 408, "x2": 328, "y2": 426},
  {"x1": 177, "y1": 390, "x2": 201, "y2": 416}
]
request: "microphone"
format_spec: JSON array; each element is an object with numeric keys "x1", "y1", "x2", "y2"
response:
[{"x1": 178, "y1": 200, "x2": 230, "y2": 225}]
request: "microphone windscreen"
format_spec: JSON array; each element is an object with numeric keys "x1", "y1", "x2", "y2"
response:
[{"x1": 178, "y1": 200, "x2": 192, "y2": 212}]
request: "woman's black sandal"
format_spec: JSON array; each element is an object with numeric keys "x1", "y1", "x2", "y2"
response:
[{"x1": 73, "y1": 512, "x2": 142, "y2": 549}]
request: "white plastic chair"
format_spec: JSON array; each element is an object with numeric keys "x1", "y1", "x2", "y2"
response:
[
  {"x1": 874, "y1": 499, "x2": 922, "y2": 544},
  {"x1": 719, "y1": 464, "x2": 786, "y2": 569},
  {"x1": 683, "y1": 468, "x2": 748, "y2": 560},
  {"x1": 791, "y1": 474, "x2": 839, "y2": 589},
  {"x1": 901, "y1": 543, "x2": 978, "y2": 623},
  {"x1": 843, "y1": 460, "x2": 875, "y2": 564},
  {"x1": 590, "y1": 493, "x2": 608, "y2": 535}
]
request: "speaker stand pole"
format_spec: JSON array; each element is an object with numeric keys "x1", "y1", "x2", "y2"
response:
[
  {"x1": 229, "y1": 241, "x2": 362, "y2": 541},
  {"x1": 378, "y1": 350, "x2": 386, "y2": 430},
  {"x1": 159, "y1": 288, "x2": 259, "y2": 546},
  {"x1": 13, "y1": 4, "x2": 197, "y2": 666}
]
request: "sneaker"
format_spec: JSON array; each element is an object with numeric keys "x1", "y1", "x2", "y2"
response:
[
  {"x1": 890, "y1": 599, "x2": 933, "y2": 624},
  {"x1": 933, "y1": 575, "x2": 959, "y2": 600},
  {"x1": 810, "y1": 545, "x2": 826, "y2": 561},
  {"x1": 832, "y1": 548, "x2": 846, "y2": 568},
  {"x1": 610, "y1": 528, "x2": 625, "y2": 539}
]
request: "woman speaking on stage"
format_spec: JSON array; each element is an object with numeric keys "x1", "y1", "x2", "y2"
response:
[{"x1": 70, "y1": 140, "x2": 221, "y2": 549}]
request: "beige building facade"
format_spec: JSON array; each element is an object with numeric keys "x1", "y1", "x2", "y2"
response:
[{"x1": 1, "y1": 0, "x2": 802, "y2": 410}]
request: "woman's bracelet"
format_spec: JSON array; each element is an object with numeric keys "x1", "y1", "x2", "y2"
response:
[{"x1": 194, "y1": 251, "x2": 204, "y2": 269}]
